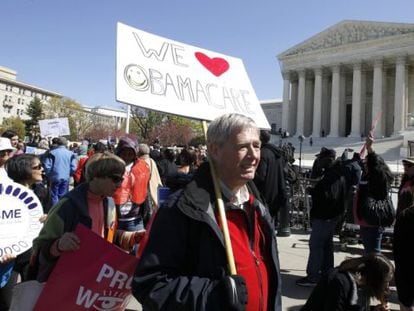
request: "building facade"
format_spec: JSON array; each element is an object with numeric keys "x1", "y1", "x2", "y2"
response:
[
  {"x1": 83, "y1": 106, "x2": 127, "y2": 130},
  {"x1": 261, "y1": 99, "x2": 283, "y2": 133},
  {"x1": 278, "y1": 20, "x2": 414, "y2": 138},
  {"x1": 0, "y1": 65, "x2": 61, "y2": 123}
]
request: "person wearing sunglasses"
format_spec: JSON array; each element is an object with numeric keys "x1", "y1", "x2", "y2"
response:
[
  {"x1": 0, "y1": 137, "x2": 17, "y2": 311},
  {"x1": 0, "y1": 154, "x2": 49, "y2": 309},
  {"x1": 5, "y1": 154, "x2": 51, "y2": 217},
  {"x1": 32, "y1": 152, "x2": 145, "y2": 282}
]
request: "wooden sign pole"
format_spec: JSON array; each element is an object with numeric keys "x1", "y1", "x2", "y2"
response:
[{"x1": 202, "y1": 121, "x2": 237, "y2": 275}]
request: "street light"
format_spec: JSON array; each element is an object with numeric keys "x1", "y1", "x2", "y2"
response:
[{"x1": 298, "y1": 135, "x2": 305, "y2": 174}]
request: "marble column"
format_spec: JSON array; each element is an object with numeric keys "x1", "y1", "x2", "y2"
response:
[
  {"x1": 296, "y1": 69, "x2": 306, "y2": 135},
  {"x1": 289, "y1": 80, "x2": 298, "y2": 135},
  {"x1": 329, "y1": 65, "x2": 340, "y2": 137},
  {"x1": 281, "y1": 71, "x2": 291, "y2": 132},
  {"x1": 372, "y1": 59, "x2": 383, "y2": 137},
  {"x1": 394, "y1": 56, "x2": 406, "y2": 134},
  {"x1": 349, "y1": 63, "x2": 362, "y2": 137},
  {"x1": 312, "y1": 67, "x2": 323, "y2": 137}
]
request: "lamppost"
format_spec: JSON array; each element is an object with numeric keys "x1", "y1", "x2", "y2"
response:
[{"x1": 298, "y1": 134, "x2": 305, "y2": 174}]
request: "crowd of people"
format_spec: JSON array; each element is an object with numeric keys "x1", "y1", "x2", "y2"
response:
[{"x1": 0, "y1": 113, "x2": 413, "y2": 310}]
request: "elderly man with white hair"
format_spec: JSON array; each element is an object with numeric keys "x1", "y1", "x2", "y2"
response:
[{"x1": 133, "y1": 113, "x2": 282, "y2": 311}]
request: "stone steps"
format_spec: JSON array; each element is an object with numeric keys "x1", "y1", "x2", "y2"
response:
[{"x1": 270, "y1": 134, "x2": 405, "y2": 167}]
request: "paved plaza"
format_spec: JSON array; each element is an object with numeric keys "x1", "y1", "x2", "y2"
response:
[
  {"x1": 126, "y1": 136, "x2": 404, "y2": 310},
  {"x1": 126, "y1": 229, "x2": 399, "y2": 310}
]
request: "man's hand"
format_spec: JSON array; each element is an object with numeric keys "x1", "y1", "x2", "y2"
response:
[{"x1": 220, "y1": 275, "x2": 248, "y2": 311}]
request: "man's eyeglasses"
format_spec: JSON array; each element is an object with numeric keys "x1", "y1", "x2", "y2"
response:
[
  {"x1": 109, "y1": 175, "x2": 124, "y2": 185},
  {"x1": 32, "y1": 164, "x2": 43, "y2": 170}
]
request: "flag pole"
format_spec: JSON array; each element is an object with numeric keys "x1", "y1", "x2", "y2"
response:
[
  {"x1": 202, "y1": 120, "x2": 237, "y2": 275},
  {"x1": 359, "y1": 111, "x2": 382, "y2": 159}
]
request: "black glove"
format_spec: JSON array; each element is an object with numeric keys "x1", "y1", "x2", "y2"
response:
[{"x1": 220, "y1": 275, "x2": 248, "y2": 311}]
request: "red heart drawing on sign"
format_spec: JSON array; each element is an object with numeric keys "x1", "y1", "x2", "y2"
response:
[{"x1": 195, "y1": 52, "x2": 230, "y2": 77}]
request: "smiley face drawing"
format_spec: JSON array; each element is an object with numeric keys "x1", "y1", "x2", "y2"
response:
[{"x1": 124, "y1": 64, "x2": 149, "y2": 91}]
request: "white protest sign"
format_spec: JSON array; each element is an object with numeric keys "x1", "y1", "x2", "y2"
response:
[
  {"x1": 0, "y1": 182, "x2": 43, "y2": 256},
  {"x1": 38, "y1": 117, "x2": 70, "y2": 137},
  {"x1": 116, "y1": 22, "x2": 270, "y2": 129}
]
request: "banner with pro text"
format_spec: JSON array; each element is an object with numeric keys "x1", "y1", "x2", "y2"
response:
[
  {"x1": 116, "y1": 22, "x2": 270, "y2": 129},
  {"x1": 34, "y1": 224, "x2": 139, "y2": 311}
]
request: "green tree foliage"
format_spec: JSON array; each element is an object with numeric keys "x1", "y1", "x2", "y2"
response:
[
  {"x1": 0, "y1": 117, "x2": 26, "y2": 139},
  {"x1": 25, "y1": 97, "x2": 44, "y2": 139},
  {"x1": 130, "y1": 107, "x2": 165, "y2": 142}
]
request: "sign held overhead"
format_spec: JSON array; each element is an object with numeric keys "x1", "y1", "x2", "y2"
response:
[{"x1": 116, "y1": 22, "x2": 270, "y2": 129}]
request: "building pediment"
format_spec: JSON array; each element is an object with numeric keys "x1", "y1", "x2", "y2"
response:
[{"x1": 278, "y1": 20, "x2": 414, "y2": 58}]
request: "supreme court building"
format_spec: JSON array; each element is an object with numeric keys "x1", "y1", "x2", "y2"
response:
[{"x1": 278, "y1": 20, "x2": 414, "y2": 138}]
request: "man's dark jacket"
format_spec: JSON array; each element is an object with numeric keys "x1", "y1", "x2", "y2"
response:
[
  {"x1": 132, "y1": 163, "x2": 282, "y2": 310},
  {"x1": 254, "y1": 143, "x2": 287, "y2": 218}
]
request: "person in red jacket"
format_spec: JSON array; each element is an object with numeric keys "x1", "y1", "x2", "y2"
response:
[
  {"x1": 133, "y1": 113, "x2": 282, "y2": 310},
  {"x1": 112, "y1": 137, "x2": 149, "y2": 252}
]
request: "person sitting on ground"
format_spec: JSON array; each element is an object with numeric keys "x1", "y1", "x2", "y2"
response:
[{"x1": 301, "y1": 253, "x2": 394, "y2": 311}]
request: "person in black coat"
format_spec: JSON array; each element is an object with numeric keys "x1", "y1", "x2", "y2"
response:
[
  {"x1": 394, "y1": 204, "x2": 414, "y2": 310},
  {"x1": 254, "y1": 130, "x2": 287, "y2": 226}
]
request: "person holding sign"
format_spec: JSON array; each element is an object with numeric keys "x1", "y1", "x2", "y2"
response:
[
  {"x1": 133, "y1": 113, "x2": 282, "y2": 310},
  {"x1": 32, "y1": 152, "x2": 144, "y2": 282}
]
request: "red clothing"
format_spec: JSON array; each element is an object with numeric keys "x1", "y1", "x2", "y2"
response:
[
  {"x1": 73, "y1": 156, "x2": 88, "y2": 183},
  {"x1": 113, "y1": 159, "x2": 150, "y2": 205},
  {"x1": 223, "y1": 196, "x2": 270, "y2": 311}
]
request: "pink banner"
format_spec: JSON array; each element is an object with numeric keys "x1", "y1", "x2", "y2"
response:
[{"x1": 34, "y1": 224, "x2": 138, "y2": 311}]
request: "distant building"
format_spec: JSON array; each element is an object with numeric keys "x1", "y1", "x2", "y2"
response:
[
  {"x1": 278, "y1": 20, "x2": 414, "y2": 138},
  {"x1": 0, "y1": 65, "x2": 61, "y2": 123},
  {"x1": 83, "y1": 106, "x2": 127, "y2": 130},
  {"x1": 261, "y1": 99, "x2": 283, "y2": 133}
]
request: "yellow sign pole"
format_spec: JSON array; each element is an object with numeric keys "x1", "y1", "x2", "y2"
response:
[{"x1": 202, "y1": 121, "x2": 237, "y2": 275}]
